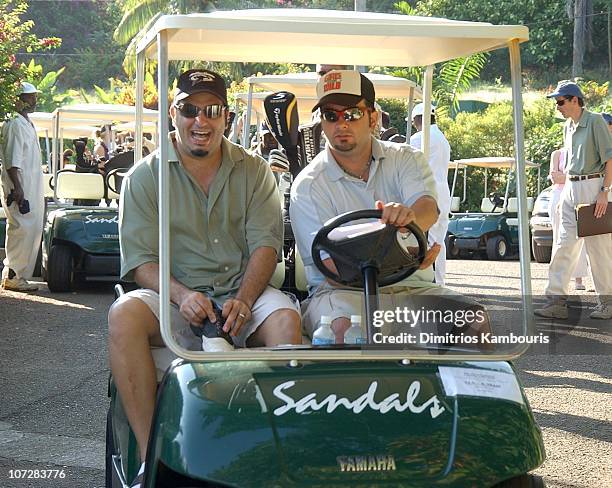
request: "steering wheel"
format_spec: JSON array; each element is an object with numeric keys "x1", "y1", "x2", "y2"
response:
[
  {"x1": 105, "y1": 167, "x2": 129, "y2": 196},
  {"x1": 311, "y1": 209, "x2": 427, "y2": 287},
  {"x1": 489, "y1": 192, "x2": 504, "y2": 212}
]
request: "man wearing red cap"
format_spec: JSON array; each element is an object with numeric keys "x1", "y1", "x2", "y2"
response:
[{"x1": 290, "y1": 70, "x2": 488, "y2": 343}]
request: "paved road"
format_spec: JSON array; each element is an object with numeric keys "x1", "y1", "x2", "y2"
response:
[{"x1": 0, "y1": 261, "x2": 609, "y2": 487}]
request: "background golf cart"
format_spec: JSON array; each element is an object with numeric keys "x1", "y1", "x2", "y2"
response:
[
  {"x1": 41, "y1": 103, "x2": 158, "y2": 292},
  {"x1": 529, "y1": 186, "x2": 553, "y2": 263},
  {"x1": 446, "y1": 157, "x2": 541, "y2": 260},
  {"x1": 112, "y1": 8, "x2": 543, "y2": 488}
]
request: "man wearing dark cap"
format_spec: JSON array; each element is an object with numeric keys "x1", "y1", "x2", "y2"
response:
[
  {"x1": 535, "y1": 80, "x2": 612, "y2": 320},
  {"x1": 290, "y1": 70, "x2": 489, "y2": 343},
  {"x1": 108, "y1": 68, "x2": 301, "y2": 487}
]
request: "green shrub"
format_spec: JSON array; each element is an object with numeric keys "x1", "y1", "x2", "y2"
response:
[{"x1": 438, "y1": 99, "x2": 563, "y2": 211}]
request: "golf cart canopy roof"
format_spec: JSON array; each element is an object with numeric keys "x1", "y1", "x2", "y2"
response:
[
  {"x1": 234, "y1": 92, "x2": 317, "y2": 125},
  {"x1": 53, "y1": 104, "x2": 158, "y2": 124},
  {"x1": 138, "y1": 9, "x2": 528, "y2": 66},
  {"x1": 246, "y1": 72, "x2": 423, "y2": 100},
  {"x1": 236, "y1": 72, "x2": 422, "y2": 127},
  {"x1": 450, "y1": 157, "x2": 540, "y2": 169}
]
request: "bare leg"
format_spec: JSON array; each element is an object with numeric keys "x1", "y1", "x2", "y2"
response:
[
  {"x1": 108, "y1": 297, "x2": 164, "y2": 462},
  {"x1": 247, "y1": 309, "x2": 301, "y2": 346}
]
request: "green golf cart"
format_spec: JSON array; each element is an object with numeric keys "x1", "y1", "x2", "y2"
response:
[
  {"x1": 107, "y1": 8, "x2": 545, "y2": 488},
  {"x1": 446, "y1": 157, "x2": 541, "y2": 260}
]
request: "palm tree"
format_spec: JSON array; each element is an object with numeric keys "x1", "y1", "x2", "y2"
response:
[
  {"x1": 114, "y1": 0, "x2": 217, "y2": 75},
  {"x1": 566, "y1": 0, "x2": 594, "y2": 77}
]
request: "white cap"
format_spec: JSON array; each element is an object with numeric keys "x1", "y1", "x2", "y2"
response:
[
  {"x1": 19, "y1": 82, "x2": 41, "y2": 95},
  {"x1": 406, "y1": 102, "x2": 435, "y2": 121},
  {"x1": 320, "y1": 315, "x2": 332, "y2": 325},
  {"x1": 350, "y1": 315, "x2": 362, "y2": 323}
]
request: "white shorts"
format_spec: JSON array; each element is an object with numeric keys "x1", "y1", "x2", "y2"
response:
[
  {"x1": 301, "y1": 282, "x2": 485, "y2": 338},
  {"x1": 125, "y1": 286, "x2": 299, "y2": 350}
]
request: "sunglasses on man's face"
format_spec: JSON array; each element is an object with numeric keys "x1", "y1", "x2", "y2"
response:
[
  {"x1": 321, "y1": 107, "x2": 368, "y2": 123},
  {"x1": 555, "y1": 96, "x2": 573, "y2": 107},
  {"x1": 176, "y1": 102, "x2": 225, "y2": 119}
]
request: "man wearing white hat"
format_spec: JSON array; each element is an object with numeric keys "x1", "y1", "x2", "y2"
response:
[
  {"x1": 409, "y1": 103, "x2": 451, "y2": 286},
  {"x1": 0, "y1": 82, "x2": 44, "y2": 292}
]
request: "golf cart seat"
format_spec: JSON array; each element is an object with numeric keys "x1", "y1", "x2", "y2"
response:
[
  {"x1": 480, "y1": 197, "x2": 504, "y2": 213},
  {"x1": 450, "y1": 196, "x2": 460, "y2": 212},
  {"x1": 42, "y1": 173, "x2": 54, "y2": 198},
  {"x1": 507, "y1": 196, "x2": 534, "y2": 213},
  {"x1": 56, "y1": 172, "x2": 105, "y2": 200}
]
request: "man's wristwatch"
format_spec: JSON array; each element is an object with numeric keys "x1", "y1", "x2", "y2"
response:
[{"x1": 601, "y1": 185, "x2": 611, "y2": 193}]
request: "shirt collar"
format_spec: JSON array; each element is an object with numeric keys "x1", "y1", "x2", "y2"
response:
[{"x1": 325, "y1": 135, "x2": 384, "y2": 182}]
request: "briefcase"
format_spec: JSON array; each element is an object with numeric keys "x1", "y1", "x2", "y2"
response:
[{"x1": 575, "y1": 202, "x2": 612, "y2": 237}]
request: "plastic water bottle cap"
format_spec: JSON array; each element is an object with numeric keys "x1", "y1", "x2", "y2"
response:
[
  {"x1": 320, "y1": 315, "x2": 332, "y2": 325},
  {"x1": 350, "y1": 315, "x2": 362, "y2": 323}
]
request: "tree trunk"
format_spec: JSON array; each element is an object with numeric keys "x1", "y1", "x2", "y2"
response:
[{"x1": 572, "y1": 0, "x2": 587, "y2": 77}]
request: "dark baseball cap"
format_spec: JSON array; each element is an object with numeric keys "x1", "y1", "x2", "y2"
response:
[
  {"x1": 602, "y1": 113, "x2": 612, "y2": 124},
  {"x1": 313, "y1": 70, "x2": 375, "y2": 112},
  {"x1": 174, "y1": 69, "x2": 227, "y2": 105},
  {"x1": 546, "y1": 80, "x2": 584, "y2": 99}
]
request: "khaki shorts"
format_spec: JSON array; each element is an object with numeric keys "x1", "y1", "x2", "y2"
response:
[
  {"x1": 301, "y1": 282, "x2": 485, "y2": 338},
  {"x1": 126, "y1": 286, "x2": 299, "y2": 350}
]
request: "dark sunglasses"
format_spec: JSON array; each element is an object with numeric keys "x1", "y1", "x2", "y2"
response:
[
  {"x1": 176, "y1": 102, "x2": 225, "y2": 119},
  {"x1": 555, "y1": 96, "x2": 573, "y2": 107},
  {"x1": 321, "y1": 107, "x2": 367, "y2": 123}
]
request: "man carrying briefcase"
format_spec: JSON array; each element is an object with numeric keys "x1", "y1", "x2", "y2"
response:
[{"x1": 534, "y1": 81, "x2": 612, "y2": 320}]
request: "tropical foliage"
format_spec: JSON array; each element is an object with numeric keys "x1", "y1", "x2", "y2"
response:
[
  {"x1": 0, "y1": 0, "x2": 60, "y2": 119},
  {"x1": 22, "y1": 59, "x2": 76, "y2": 111}
]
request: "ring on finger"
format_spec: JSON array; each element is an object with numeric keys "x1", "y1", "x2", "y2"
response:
[{"x1": 238, "y1": 312, "x2": 247, "y2": 319}]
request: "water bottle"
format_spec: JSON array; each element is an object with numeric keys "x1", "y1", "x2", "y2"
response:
[
  {"x1": 312, "y1": 315, "x2": 335, "y2": 345},
  {"x1": 344, "y1": 315, "x2": 366, "y2": 345}
]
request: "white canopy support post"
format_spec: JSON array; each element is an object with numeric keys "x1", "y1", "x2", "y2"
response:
[
  {"x1": 421, "y1": 65, "x2": 434, "y2": 161},
  {"x1": 135, "y1": 52, "x2": 145, "y2": 163},
  {"x1": 406, "y1": 86, "x2": 414, "y2": 139},
  {"x1": 230, "y1": 99, "x2": 240, "y2": 143},
  {"x1": 242, "y1": 83, "x2": 254, "y2": 148},
  {"x1": 52, "y1": 113, "x2": 60, "y2": 202},
  {"x1": 44, "y1": 130, "x2": 50, "y2": 167},
  {"x1": 157, "y1": 30, "x2": 172, "y2": 348},
  {"x1": 509, "y1": 38, "x2": 533, "y2": 322}
]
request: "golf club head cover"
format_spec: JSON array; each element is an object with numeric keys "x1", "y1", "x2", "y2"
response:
[
  {"x1": 190, "y1": 304, "x2": 233, "y2": 348},
  {"x1": 264, "y1": 91, "x2": 301, "y2": 178},
  {"x1": 298, "y1": 120, "x2": 323, "y2": 166},
  {"x1": 268, "y1": 148, "x2": 290, "y2": 172}
]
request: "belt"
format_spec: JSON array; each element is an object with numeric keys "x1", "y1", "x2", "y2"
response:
[{"x1": 568, "y1": 173, "x2": 604, "y2": 182}]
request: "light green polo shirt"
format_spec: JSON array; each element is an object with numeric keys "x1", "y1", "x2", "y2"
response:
[
  {"x1": 119, "y1": 134, "x2": 283, "y2": 299},
  {"x1": 564, "y1": 109, "x2": 612, "y2": 175}
]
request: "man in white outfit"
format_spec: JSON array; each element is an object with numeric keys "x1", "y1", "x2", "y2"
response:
[
  {"x1": 0, "y1": 82, "x2": 44, "y2": 292},
  {"x1": 534, "y1": 81, "x2": 612, "y2": 320},
  {"x1": 409, "y1": 103, "x2": 451, "y2": 285}
]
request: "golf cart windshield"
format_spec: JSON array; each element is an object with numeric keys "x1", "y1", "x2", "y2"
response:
[{"x1": 134, "y1": 8, "x2": 532, "y2": 362}]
